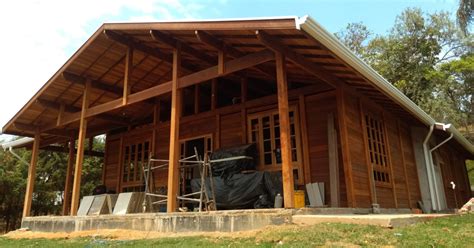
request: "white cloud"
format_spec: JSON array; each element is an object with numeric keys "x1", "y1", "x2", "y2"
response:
[{"x1": 0, "y1": 0, "x2": 204, "y2": 138}]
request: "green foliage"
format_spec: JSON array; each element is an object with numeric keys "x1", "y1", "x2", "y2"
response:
[
  {"x1": 0, "y1": 137, "x2": 104, "y2": 232},
  {"x1": 337, "y1": 8, "x2": 473, "y2": 135}
]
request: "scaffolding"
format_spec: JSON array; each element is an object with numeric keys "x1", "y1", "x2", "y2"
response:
[{"x1": 141, "y1": 147, "x2": 253, "y2": 212}]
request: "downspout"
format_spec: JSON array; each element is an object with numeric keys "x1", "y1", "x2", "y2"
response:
[
  {"x1": 422, "y1": 124, "x2": 438, "y2": 211},
  {"x1": 429, "y1": 127, "x2": 454, "y2": 211},
  {"x1": 7, "y1": 147, "x2": 30, "y2": 166}
]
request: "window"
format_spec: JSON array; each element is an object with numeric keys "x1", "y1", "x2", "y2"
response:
[
  {"x1": 248, "y1": 107, "x2": 302, "y2": 183},
  {"x1": 364, "y1": 114, "x2": 391, "y2": 185},
  {"x1": 122, "y1": 140, "x2": 150, "y2": 191}
]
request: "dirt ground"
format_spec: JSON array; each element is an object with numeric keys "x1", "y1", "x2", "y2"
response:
[{"x1": 3, "y1": 226, "x2": 273, "y2": 240}]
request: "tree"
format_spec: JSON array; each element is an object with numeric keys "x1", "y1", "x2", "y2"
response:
[
  {"x1": 457, "y1": 0, "x2": 473, "y2": 35},
  {"x1": 335, "y1": 22, "x2": 372, "y2": 58},
  {"x1": 0, "y1": 137, "x2": 104, "y2": 232}
]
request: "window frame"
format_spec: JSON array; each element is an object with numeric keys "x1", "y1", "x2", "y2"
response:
[{"x1": 247, "y1": 106, "x2": 303, "y2": 184}]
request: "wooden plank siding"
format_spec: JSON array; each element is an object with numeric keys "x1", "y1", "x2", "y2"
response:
[
  {"x1": 337, "y1": 88, "x2": 424, "y2": 209},
  {"x1": 101, "y1": 83, "x2": 431, "y2": 210}
]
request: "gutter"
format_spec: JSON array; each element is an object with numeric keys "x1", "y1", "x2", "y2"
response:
[
  {"x1": 422, "y1": 125, "x2": 438, "y2": 211},
  {"x1": 1, "y1": 137, "x2": 34, "y2": 166},
  {"x1": 297, "y1": 15, "x2": 474, "y2": 156}
]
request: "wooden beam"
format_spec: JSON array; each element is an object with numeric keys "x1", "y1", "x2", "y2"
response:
[
  {"x1": 167, "y1": 43, "x2": 181, "y2": 213},
  {"x1": 195, "y1": 30, "x2": 275, "y2": 79},
  {"x1": 150, "y1": 30, "x2": 215, "y2": 65},
  {"x1": 70, "y1": 80, "x2": 90, "y2": 216},
  {"x1": 62, "y1": 137, "x2": 75, "y2": 215},
  {"x1": 42, "y1": 49, "x2": 274, "y2": 132},
  {"x1": 13, "y1": 122, "x2": 72, "y2": 138},
  {"x1": 256, "y1": 30, "x2": 340, "y2": 88},
  {"x1": 41, "y1": 145, "x2": 103, "y2": 157},
  {"x1": 22, "y1": 132, "x2": 40, "y2": 218},
  {"x1": 104, "y1": 30, "x2": 173, "y2": 64},
  {"x1": 57, "y1": 103, "x2": 65, "y2": 127},
  {"x1": 336, "y1": 87, "x2": 355, "y2": 207},
  {"x1": 36, "y1": 98, "x2": 129, "y2": 125},
  {"x1": 123, "y1": 47, "x2": 133, "y2": 105},
  {"x1": 275, "y1": 52, "x2": 294, "y2": 208},
  {"x1": 62, "y1": 71, "x2": 122, "y2": 95},
  {"x1": 218, "y1": 50, "x2": 225, "y2": 75}
]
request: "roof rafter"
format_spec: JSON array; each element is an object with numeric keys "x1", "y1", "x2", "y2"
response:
[
  {"x1": 36, "y1": 98, "x2": 129, "y2": 125},
  {"x1": 255, "y1": 30, "x2": 341, "y2": 88},
  {"x1": 195, "y1": 30, "x2": 275, "y2": 79}
]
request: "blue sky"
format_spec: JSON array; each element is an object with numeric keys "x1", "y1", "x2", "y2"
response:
[{"x1": 0, "y1": 0, "x2": 459, "y2": 139}]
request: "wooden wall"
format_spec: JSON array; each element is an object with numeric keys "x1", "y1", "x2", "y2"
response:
[
  {"x1": 101, "y1": 83, "x2": 470, "y2": 210},
  {"x1": 338, "y1": 88, "x2": 423, "y2": 209},
  {"x1": 304, "y1": 91, "x2": 346, "y2": 207},
  {"x1": 438, "y1": 145, "x2": 471, "y2": 208}
]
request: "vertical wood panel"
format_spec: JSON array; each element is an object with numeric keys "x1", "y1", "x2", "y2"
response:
[
  {"x1": 358, "y1": 100, "x2": 375, "y2": 205},
  {"x1": 275, "y1": 52, "x2": 294, "y2": 208},
  {"x1": 123, "y1": 47, "x2": 133, "y2": 105},
  {"x1": 298, "y1": 95, "x2": 311, "y2": 185},
  {"x1": 382, "y1": 112, "x2": 398, "y2": 208},
  {"x1": 397, "y1": 121, "x2": 412, "y2": 207},
  {"x1": 336, "y1": 87, "x2": 354, "y2": 207}
]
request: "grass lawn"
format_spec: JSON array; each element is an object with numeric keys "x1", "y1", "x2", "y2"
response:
[{"x1": 1, "y1": 213, "x2": 473, "y2": 247}]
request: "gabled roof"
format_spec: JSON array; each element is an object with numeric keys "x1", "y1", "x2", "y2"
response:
[{"x1": 2, "y1": 16, "x2": 473, "y2": 155}]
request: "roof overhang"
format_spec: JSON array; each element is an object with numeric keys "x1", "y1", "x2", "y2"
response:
[
  {"x1": 297, "y1": 15, "x2": 474, "y2": 155},
  {"x1": 1, "y1": 15, "x2": 473, "y2": 156}
]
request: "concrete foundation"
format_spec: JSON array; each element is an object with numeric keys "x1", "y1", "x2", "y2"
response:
[
  {"x1": 21, "y1": 209, "x2": 293, "y2": 233},
  {"x1": 21, "y1": 208, "x2": 453, "y2": 233}
]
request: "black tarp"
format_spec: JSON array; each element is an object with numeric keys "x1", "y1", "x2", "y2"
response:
[
  {"x1": 210, "y1": 144, "x2": 257, "y2": 179},
  {"x1": 191, "y1": 171, "x2": 283, "y2": 209}
]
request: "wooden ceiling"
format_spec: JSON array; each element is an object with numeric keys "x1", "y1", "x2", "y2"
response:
[{"x1": 2, "y1": 17, "x2": 414, "y2": 147}]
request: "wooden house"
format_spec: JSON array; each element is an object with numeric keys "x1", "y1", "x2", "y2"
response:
[{"x1": 2, "y1": 16, "x2": 472, "y2": 218}]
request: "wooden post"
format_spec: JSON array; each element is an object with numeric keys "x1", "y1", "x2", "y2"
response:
[
  {"x1": 56, "y1": 103, "x2": 65, "y2": 127},
  {"x1": 70, "y1": 80, "x2": 90, "y2": 216},
  {"x1": 327, "y1": 112, "x2": 340, "y2": 207},
  {"x1": 22, "y1": 132, "x2": 40, "y2": 218},
  {"x1": 336, "y1": 87, "x2": 355, "y2": 207},
  {"x1": 240, "y1": 77, "x2": 247, "y2": 103},
  {"x1": 275, "y1": 52, "x2": 294, "y2": 208},
  {"x1": 123, "y1": 47, "x2": 133, "y2": 106},
  {"x1": 298, "y1": 96, "x2": 312, "y2": 186},
  {"x1": 167, "y1": 43, "x2": 182, "y2": 213},
  {"x1": 62, "y1": 136, "x2": 75, "y2": 215}
]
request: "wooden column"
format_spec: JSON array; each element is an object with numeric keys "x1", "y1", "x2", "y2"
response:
[
  {"x1": 22, "y1": 132, "x2": 40, "y2": 218},
  {"x1": 62, "y1": 137, "x2": 75, "y2": 215},
  {"x1": 275, "y1": 52, "x2": 294, "y2": 208},
  {"x1": 167, "y1": 44, "x2": 182, "y2": 213},
  {"x1": 298, "y1": 95, "x2": 312, "y2": 185},
  {"x1": 123, "y1": 47, "x2": 133, "y2": 106},
  {"x1": 70, "y1": 80, "x2": 91, "y2": 216},
  {"x1": 336, "y1": 87, "x2": 355, "y2": 207}
]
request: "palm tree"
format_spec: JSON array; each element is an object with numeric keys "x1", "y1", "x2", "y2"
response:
[{"x1": 457, "y1": 0, "x2": 473, "y2": 35}]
